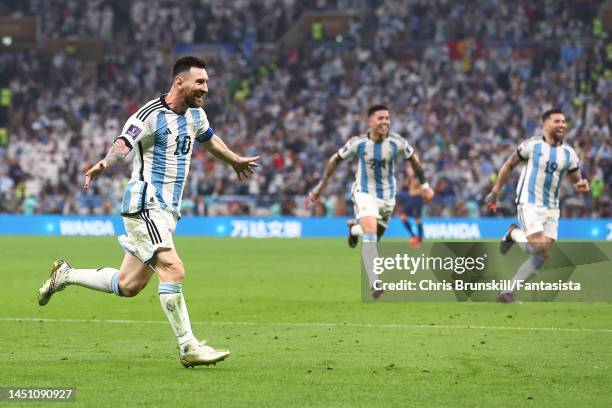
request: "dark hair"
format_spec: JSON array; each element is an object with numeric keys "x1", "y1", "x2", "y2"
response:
[
  {"x1": 542, "y1": 108, "x2": 564, "y2": 122},
  {"x1": 367, "y1": 104, "x2": 389, "y2": 117},
  {"x1": 172, "y1": 56, "x2": 207, "y2": 77}
]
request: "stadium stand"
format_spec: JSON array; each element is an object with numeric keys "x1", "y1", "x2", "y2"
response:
[{"x1": 0, "y1": 0, "x2": 609, "y2": 217}]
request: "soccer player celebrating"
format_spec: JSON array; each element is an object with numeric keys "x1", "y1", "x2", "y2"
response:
[
  {"x1": 37, "y1": 56, "x2": 259, "y2": 367},
  {"x1": 485, "y1": 108, "x2": 590, "y2": 303},
  {"x1": 309, "y1": 105, "x2": 434, "y2": 298}
]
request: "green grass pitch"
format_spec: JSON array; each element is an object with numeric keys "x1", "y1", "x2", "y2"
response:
[{"x1": 1, "y1": 236, "x2": 611, "y2": 407}]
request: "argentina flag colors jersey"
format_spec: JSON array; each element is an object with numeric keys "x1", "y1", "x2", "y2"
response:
[
  {"x1": 338, "y1": 132, "x2": 415, "y2": 200},
  {"x1": 117, "y1": 96, "x2": 214, "y2": 217},
  {"x1": 515, "y1": 136, "x2": 580, "y2": 209}
]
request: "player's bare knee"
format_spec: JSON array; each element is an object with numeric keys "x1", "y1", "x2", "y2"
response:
[
  {"x1": 153, "y1": 248, "x2": 185, "y2": 281},
  {"x1": 157, "y1": 259, "x2": 185, "y2": 282},
  {"x1": 533, "y1": 242, "x2": 551, "y2": 260},
  {"x1": 168, "y1": 265, "x2": 185, "y2": 282},
  {"x1": 361, "y1": 223, "x2": 377, "y2": 235}
]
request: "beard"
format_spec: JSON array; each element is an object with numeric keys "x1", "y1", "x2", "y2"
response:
[
  {"x1": 186, "y1": 93, "x2": 205, "y2": 108},
  {"x1": 553, "y1": 128, "x2": 565, "y2": 138}
]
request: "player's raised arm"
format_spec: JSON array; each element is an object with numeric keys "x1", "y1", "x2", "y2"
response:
[
  {"x1": 407, "y1": 154, "x2": 434, "y2": 204},
  {"x1": 83, "y1": 138, "x2": 131, "y2": 189},
  {"x1": 201, "y1": 134, "x2": 259, "y2": 180},
  {"x1": 309, "y1": 153, "x2": 342, "y2": 202},
  {"x1": 485, "y1": 151, "x2": 522, "y2": 212}
]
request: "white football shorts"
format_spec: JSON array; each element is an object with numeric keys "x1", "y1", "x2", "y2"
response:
[
  {"x1": 352, "y1": 191, "x2": 396, "y2": 228},
  {"x1": 516, "y1": 203, "x2": 560, "y2": 240},
  {"x1": 120, "y1": 207, "x2": 176, "y2": 263}
]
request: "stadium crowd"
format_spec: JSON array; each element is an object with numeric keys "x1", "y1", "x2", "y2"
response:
[{"x1": 0, "y1": 0, "x2": 610, "y2": 218}]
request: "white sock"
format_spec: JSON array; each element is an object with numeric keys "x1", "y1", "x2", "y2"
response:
[
  {"x1": 362, "y1": 232, "x2": 379, "y2": 289},
  {"x1": 351, "y1": 224, "x2": 363, "y2": 236},
  {"x1": 158, "y1": 283, "x2": 196, "y2": 348},
  {"x1": 69, "y1": 268, "x2": 121, "y2": 295},
  {"x1": 503, "y1": 255, "x2": 545, "y2": 294},
  {"x1": 510, "y1": 228, "x2": 532, "y2": 253}
]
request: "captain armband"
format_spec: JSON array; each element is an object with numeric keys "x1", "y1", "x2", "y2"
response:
[{"x1": 196, "y1": 128, "x2": 214, "y2": 143}]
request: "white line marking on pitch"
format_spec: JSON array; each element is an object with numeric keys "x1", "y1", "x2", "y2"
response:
[{"x1": 1, "y1": 317, "x2": 611, "y2": 334}]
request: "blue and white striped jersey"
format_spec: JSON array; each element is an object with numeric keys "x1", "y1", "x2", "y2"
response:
[
  {"x1": 515, "y1": 136, "x2": 580, "y2": 209},
  {"x1": 338, "y1": 132, "x2": 414, "y2": 200},
  {"x1": 117, "y1": 96, "x2": 214, "y2": 217}
]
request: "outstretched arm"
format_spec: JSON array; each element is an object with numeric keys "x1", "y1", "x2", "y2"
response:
[
  {"x1": 484, "y1": 151, "x2": 522, "y2": 211},
  {"x1": 408, "y1": 154, "x2": 434, "y2": 203},
  {"x1": 309, "y1": 153, "x2": 342, "y2": 202},
  {"x1": 202, "y1": 135, "x2": 259, "y2": 180},
  {"x1": 83, "y1": 138, "x2": 131, "y2": 189}
]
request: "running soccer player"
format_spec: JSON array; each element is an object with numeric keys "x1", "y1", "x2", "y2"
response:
[
  {"x1": 397, "y1": 167, "x2": 425, "y2": 247},
  {"x1": 309, "y1": 105, "x2": 434, "y2": 298},
  {"x1": 485, "y1": 108, "x2": 589, "y2": 303},
  {"x1": 37, "y1": 56, "x2": 259, "y2": 367}
]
